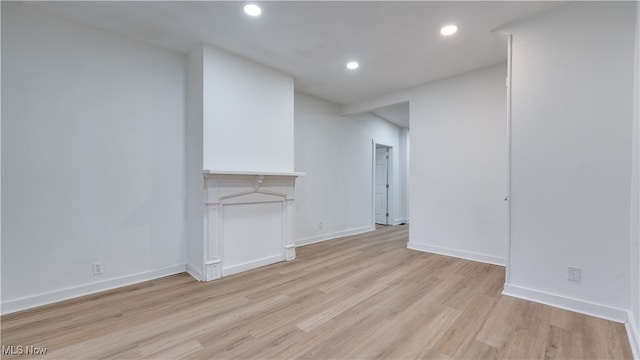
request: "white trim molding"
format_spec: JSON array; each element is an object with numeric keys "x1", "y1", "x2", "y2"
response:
[
  {"x1": 222, "y1": 254, "x2": 284, "y2": 277},
  {"x1": 502, "y1": 283, "x2": 627, "y2": 323},
  {"x1": 1, "y1": 264, "x2": 186, "y2": 315},
  {"x1": 296, "y1": 226, "x2": 375, "y2": 247},
  {"x1": 626, "y1": 311, "x2": 640, "y2": 360},
  {"x1": 407, "y1": 242, "x2": 506, "y2": 266},
  {"x1": 186, "y1": 264, "x2": 203, "y2": 282}
]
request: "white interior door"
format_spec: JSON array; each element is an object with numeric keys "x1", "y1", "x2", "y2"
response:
[{"x1": 375, "y1": 146, "x2": 389, "y2": 225}]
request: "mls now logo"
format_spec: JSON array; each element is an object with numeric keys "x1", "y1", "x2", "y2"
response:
[{"x1": 2, "y1": 345, "x2": 48, "y2": 355}]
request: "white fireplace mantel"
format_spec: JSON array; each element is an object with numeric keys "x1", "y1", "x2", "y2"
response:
[
  {"x1": 197, "y1": 170, "x2": 303, "y2": 281},
  {"x1": 202, "y1": 170, "x2": 305, "y2": 177}
]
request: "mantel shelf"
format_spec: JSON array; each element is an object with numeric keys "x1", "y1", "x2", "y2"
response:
[{"x1": 202, "y1": 170, "x2": 305, "y2": 177}]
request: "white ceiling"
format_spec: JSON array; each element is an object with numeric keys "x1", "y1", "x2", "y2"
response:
[{"x1": 27, "y1": 1, "x2": 563, "y2": 110}]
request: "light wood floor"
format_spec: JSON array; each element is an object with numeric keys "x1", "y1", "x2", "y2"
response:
[{"x1": 1, "y1": 225, "x2": 633, "y2": 359}]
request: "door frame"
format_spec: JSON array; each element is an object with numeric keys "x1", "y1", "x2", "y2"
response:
[{"x1": 372, "y1": 139, "x2": 393, "y2": 227}]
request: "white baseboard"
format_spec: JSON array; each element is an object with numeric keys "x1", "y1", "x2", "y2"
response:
[
  {"x1": 186, "y1": 263, "x2": 203, "y2": 281},
  {"x1": 1, "y1": 264, "x2": 187, "y2": 315},
  {"x1": 222, "y1": 254, "x2": 284, "y2": 277},
  {"x1": 627, "y1": 311, "x2": 640, "y2": 360},
  {"x1": 502, "y1": 283, "x2": 627, "y2": 323},
  {"x1": 393, "y1": 218, "x2": 409, "y2": 225},
  {"x1": 407, "y1": 242, "x2": 506, "y2": 266},
  {"x1": 296, "y1": 226, "x2": 375, "y2": 247}
]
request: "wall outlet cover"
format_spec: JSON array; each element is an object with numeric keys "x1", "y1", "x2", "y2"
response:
[
  {"x1": 93, "y1": 262, "x2": 104, "y2": 275},
  {"x1": 568, "y1": 266, "x2": 581, "y2": 282}
]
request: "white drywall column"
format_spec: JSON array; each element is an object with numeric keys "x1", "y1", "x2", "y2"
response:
[
  {"x1": 629, "y1": 0, "x2": 640, "y2": 356},
  {"x1": 186, "y1": 44, "x2": 295, "y2": 277},
  {"x1": 186, "y1": 46, "x2": 205, "y2": 277},
  {"x1": 201, "y1": 45, "x2": 294, "y2": 173},
  {"x1": 399, "y1": 128, "x2": 410, "y2": 224},
  {"x1": 503, "y1": 2, "x2": 635, "y2": 321}
]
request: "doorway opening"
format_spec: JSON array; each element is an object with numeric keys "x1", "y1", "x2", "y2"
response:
[{"x1": 374, "y1": 143, "x2": 392, "y2": 226}]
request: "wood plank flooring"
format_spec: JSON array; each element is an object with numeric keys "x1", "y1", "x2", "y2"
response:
[{"x1": 1, "y1": 225, "x2": 633, "y2": 359}]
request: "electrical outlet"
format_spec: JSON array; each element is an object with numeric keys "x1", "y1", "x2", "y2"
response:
[
  {"x1": 568, "y1": 266, "x2": 581, "y2": 282},
  {"x1": 92, "y1": 262, "x2": 103, "y2": 275},
  {"x1": 318, "y1": 222, "x2": 323, "y2": 230}
]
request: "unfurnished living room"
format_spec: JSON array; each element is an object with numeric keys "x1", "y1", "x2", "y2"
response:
[{"x1": 1, "y1": 1, "x2": 640, "y2": 359}]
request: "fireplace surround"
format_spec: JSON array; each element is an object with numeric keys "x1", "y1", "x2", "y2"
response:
[{"x1": 194, "y1": 170, "x2": 303, "y2": 281}]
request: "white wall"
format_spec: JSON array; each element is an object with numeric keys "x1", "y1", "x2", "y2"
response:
[
  {"x1": 503, "y1": 2, "x2": 635, "y2": 321},
  {"x1": 294, "y1": 93, "x2": 406, "y2": 245},
  {"x1": 202, "y1": 45, "x2": 294, "y2": 173},
  {"x1": 1, "y1": 1, "x2": 4, "y2": 308},
  {"x1": 630, "y1": 0, "x2": 640, "y2": 356},
  {"x1": 407, "y1": 64, "x2": 508, "y2": 266},
  {"x1": 1, "y1": 3, "x2": 187, "y2": 313}
]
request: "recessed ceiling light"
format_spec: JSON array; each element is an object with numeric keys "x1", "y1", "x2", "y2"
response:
[
  {"x1": 346, "y1": 61, "x2": 359, "y2": 70},
  {"x1": 440, "y1": 25, "x2": 458, "y2": 36},
  {"x1": 244, "y1": 4, "x2": 262, "y2": 17}
]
